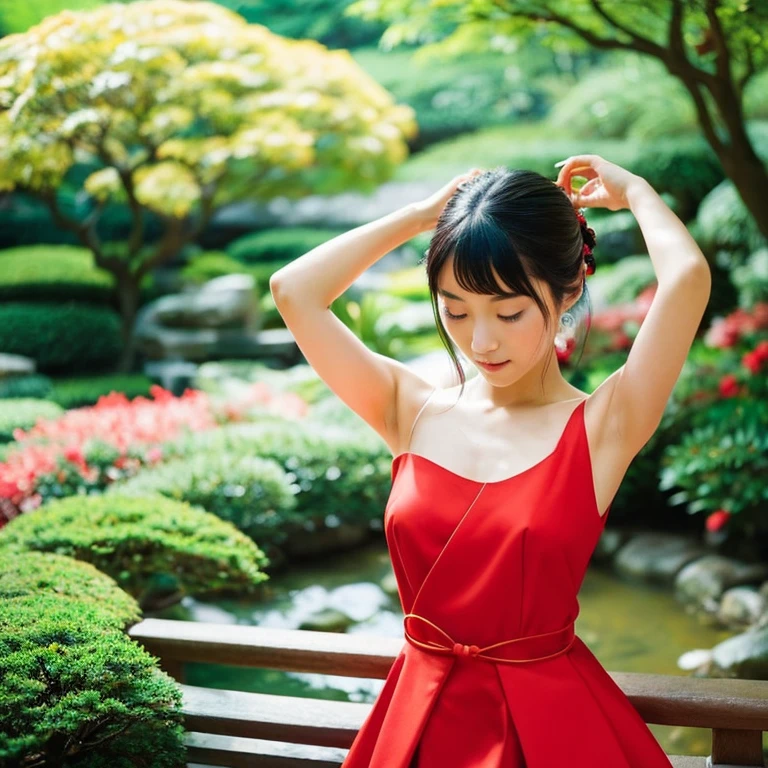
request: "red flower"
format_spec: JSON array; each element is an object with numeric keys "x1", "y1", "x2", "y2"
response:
[
  {"x1": 705, "y1": 509, "x2": 731, "y2": 532},
  {"x1": 754, "y1": 340, "x2": 768, "y2": 362},
  {"x1": 742, "y1": 350, "x2": 764, "y2": 375},
  {"x1": 718, "y1": 374, "x2": 741, "y2": 398}
]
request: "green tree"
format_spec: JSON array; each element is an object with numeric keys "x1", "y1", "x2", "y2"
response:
[
  {"x1": 0, "y1": 0, "x2": 416, "y2": 370},
  {"x1": 347, "y1": 0, "x2": 768, "y2": 240}
]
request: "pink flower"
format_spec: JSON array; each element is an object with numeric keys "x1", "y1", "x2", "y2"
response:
[
  {"x1": 146, "y1": 447, "x2": 163, "y2": 463},
  {"x1": 705, "y1": 509, "x2": 731, "y2": 532},
  {"x1": 718, "y1": 374, "x2": 741, "y2": 398}
]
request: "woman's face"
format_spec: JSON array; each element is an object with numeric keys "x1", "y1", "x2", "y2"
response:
[{"x1": 436, "y1": 258, "x2": 558, "y2": 383}]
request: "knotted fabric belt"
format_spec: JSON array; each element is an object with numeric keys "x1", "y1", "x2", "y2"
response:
[{"x1": 404, "y1": 613, "x2": 576, "y2": 664}]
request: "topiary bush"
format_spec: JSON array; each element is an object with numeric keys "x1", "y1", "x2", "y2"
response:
[
  {"x1": 696, "y1": 179, "x2": 768, "y2": 262},
  {"x1": 48, "y1": 374, "x2": 155, "y2": 410},
  {"x1": 0, "y1": 373, "x2": 54, "y2": 400},
  {"x1": 227, "y1": 227, "x2": 347, "y2": 264},
  {"x1": 0, "y1": 550, "x2": 142, "y2": 628},
  {"x1": 0, "y1": 302, "x2": 123, "y2": 374},
  {"x1": 110, "y1": 452, "x2": 300, "y2": 552},
  {"x1": 0, "y1": 593, "x2": 186, "y2": 766},
  {"x1": 163, "y1": 419, "x2": 393, "y2": 534},
  {"x1": 0, "y1": 398, "x2": 64, "y2": 442},
  {"x1": 0, "y1": 494, "x2": 271, "y2": 608},
  {"x1": 0, "y1": 245, "x2": 116, "y2": 304}
]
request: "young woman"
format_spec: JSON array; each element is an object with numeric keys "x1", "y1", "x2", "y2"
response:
[{"x1": 270, "y1": 156, "x2": 711, "y2": 768}]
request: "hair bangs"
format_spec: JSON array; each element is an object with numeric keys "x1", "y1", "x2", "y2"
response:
[{"x1": 449, "y1": 216, "x2": 539, "y2": 302}]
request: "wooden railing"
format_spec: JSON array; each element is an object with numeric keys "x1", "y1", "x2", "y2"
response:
[{"x1": 128, "y1": 618, "x2": 768, "y2": 768}]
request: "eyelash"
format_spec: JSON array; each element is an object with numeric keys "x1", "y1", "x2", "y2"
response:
[{"x1": 442, "y1": 308, "x2": 524, "y2": 323}]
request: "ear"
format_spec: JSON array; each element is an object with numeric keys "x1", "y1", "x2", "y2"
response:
[{"x1": 561, "y1": 280, "x2": 584, "y2": 314}]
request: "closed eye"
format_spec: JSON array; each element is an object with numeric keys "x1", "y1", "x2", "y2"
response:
[{"x1": 442, "y1": 308, "x2": 524, "y2": 323}]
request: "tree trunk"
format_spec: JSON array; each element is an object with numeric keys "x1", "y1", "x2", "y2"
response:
[
  {"x1": 715, "y1": 102, "x2": 768, "y2": 243},
  {"x1": 116, "y1": 275, "x2": 141, "y2": 373}
]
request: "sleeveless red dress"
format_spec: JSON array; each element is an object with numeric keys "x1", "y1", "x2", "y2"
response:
[{"x1": 341, "y1": 395, "x2": 675, "y2": 768}]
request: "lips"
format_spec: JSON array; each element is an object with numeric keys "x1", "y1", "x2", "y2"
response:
[{"x1": 476, "y1": 359, "x2": 510, "y2": 371}]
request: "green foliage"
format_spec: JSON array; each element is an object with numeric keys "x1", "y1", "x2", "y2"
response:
[
  {"x1": 732, "y1": 248, "x2": 768, "y2": 309},
  {"x1": 163, "y1": 418, "x2": 393, "y2": 532},
  {"x1": 0, "y1": 0, "x2": 104, "y2": 35},
  {"x1": 0, "y1": 0, "x2": 416, "y2": 204},
  {"x1": 0, "y1": 594, "x2": 186, "y2": 766},
  {"x1": 696, "y1": 179, "x2": 768, "y2": 260},
  {"x1": 0, "y1": 550, "x2": 142, "y2": 628},
  {"x1": 0, "y1": 302, "x2": 123, "y2": 374},
  {"x1": 549, "y1": 55, "x2": 701, "y2": 141},
  {"x1": 0, "y1": 494, "x2": 270, "y2": 606},
  {"x1": 590, "y1": 255, "x2": 657, "y2": 305},
  {"x1": 352, "y1": 45, "x2": 550, "y2": 148},
  {"x1": 227, "y1": 227, "x2": 348, "y2": 264},
  {"x1": 0, "y1": 398, "x2": 64, "y2": 442},
  {"x1": 394, "y1": 125, "x2": 724, "y2": 217},
  {"x1": 109, "y1": 452, "x2": 301, "y2": 551},
  {"x1": 0, "y1": 373, "x2": 54, "y2": 400},
  {"x1": 216, "y1": 0, "x2": 386, "y2": 49},
  {"x1": 345, "y1": 0, "x2": 768, "y2": 88},
  {"x1": 0, "y1": 245, "x2": 116, "y2": 304},
  {"x1": 660, "y1": 398, "x2": 768, "y2": 525},
  {"x1": 48, "y1": 373, "x2": 155, "y2": 409}
]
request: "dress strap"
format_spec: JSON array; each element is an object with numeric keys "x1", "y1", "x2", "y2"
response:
[{"x1": 405, "y1": 387, "x2": 437, "y2": 453}]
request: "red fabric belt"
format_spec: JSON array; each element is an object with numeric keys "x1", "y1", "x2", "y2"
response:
[{"x1": 403, "y1": 613, "x2": 576, "y2": 664}]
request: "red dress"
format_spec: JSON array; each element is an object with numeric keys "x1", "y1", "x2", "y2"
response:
[{"x1": 341, "y1": 395, "x2": 675, "y2": 768}]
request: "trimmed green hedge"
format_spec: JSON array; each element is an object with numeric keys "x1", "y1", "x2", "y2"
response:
[
  {"x1": 0, "y1": 245, "x2": 116, "y2": 304},
  {"x1": 48, "y1": 373, "x2": 155, "y2": 409},
  {"x1": 0, "y1": 494, "x2": 271, "y2": 606},
  {"x1": 227, "y1": 227, "x2": 347, "y2": 264},
  {"x1": 110, "y1": 452, "x2": 300, "y2": 551},
  {"x1": 0, "y1": 550, "x2": 142, "y2": 628},
  {"x1": 0, "y1": 302, "x2": 123, "y2": 373},
  {"x1": 0, "y1": 397, "x2": 64, "y2": 442},
  {"x1": 0, "y1": 373, "x2": 54, "y2": 400},
  {"x1": 0, "y1": 592, "x2": 186, "y2": 766}
]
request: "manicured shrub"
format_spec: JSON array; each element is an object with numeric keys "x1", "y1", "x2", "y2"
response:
[
  {"x1": 0, "y1": 594, "x2": 186, "y2": 766},
  {"x1": 0, "y1": 244, "x2": 116, "y2": 304},
  {"x1": 0, "y1": 398, "x2": 64, "y2": 442},
  {"x1": 0, "y1": 550, "x2": 141, "y2": 628},
  {"x1": 110, "y1": 452, "x2": 300, "y2": 551},
  {"x1": 0, "y1": 373, "x2": 54, "y2": 400},
  {"x1": 48, "y1": 373, "x2": 154, "y2": 409},
  {"x1": 696, "y1": 179, "x2": 768, "y2": 259},
  {"x1": 0, "y1": 302, "x2": 123, "y2": 373},
  {"x1": 165, "y1": 419, "x2": 393, "y2": 533},
  {"x1": 0, "y1": 494, "x2": 271, "y2": 607},
  {"x1": 227, "y1": 227, "x2": 347, "y2": 264}
]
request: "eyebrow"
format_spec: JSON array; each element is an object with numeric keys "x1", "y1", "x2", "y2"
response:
[{"x1": 437, "y1": 288, "x2": 522, "y2": 302}]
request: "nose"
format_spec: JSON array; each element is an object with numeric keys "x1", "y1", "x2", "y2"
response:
[{"x1": 471, "y1": 325, "x2": 501, "y2": 356}]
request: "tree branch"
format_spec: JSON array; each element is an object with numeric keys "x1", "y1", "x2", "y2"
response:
[
  {"x1": 704, "y1": 0, "x2": 735, "y2": 94},
  {"x1": 589, "y1": 0, "x2": 662, "y2": 55}
]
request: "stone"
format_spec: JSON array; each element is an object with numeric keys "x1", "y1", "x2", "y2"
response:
[
  {"x1": 0, "y1": 353, "x2": 36, "y2": 377},
  {"x1": 298, "y1": 608, "x2": 355, "y2": 633},
  {"x1": 675, "y1": 554, "x2": 768, "y2": 611},
  {"x1": 710, "y1": 625, "x2": 768, "y2": 679},
  {"x1": 613, "y1": 533, "x2": 709, "y2": 585},
  {"x1": 154, "y1": 274, "x2": 260, "y2": 330},
  {"x1": 718, "y1": 586, "x2": 766, "y2": 628}
]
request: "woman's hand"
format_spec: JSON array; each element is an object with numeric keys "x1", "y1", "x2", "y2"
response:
[
  {"x1": 555, "y1": 154, "x2": 644, "y2": 212},
  {"x1": 411, "y1": 167, "x2": 485, "y2": 230}
]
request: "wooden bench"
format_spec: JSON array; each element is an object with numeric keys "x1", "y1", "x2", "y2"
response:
[{"x1": 128, "y1": 618, "x2": 768, "y2": 767}]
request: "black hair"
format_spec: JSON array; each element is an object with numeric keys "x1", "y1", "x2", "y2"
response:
[{"x1": 420, "y1": 166, "x2": 594, "y2": 402}]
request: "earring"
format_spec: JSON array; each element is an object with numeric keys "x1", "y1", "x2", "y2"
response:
[{"x1": 554, "y1": 311, "x2": 576, "y2": 353}]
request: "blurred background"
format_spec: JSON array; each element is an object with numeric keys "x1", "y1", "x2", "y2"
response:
[{"x1": 1, "y1": 0, "x2": 767, "y2": 763}]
